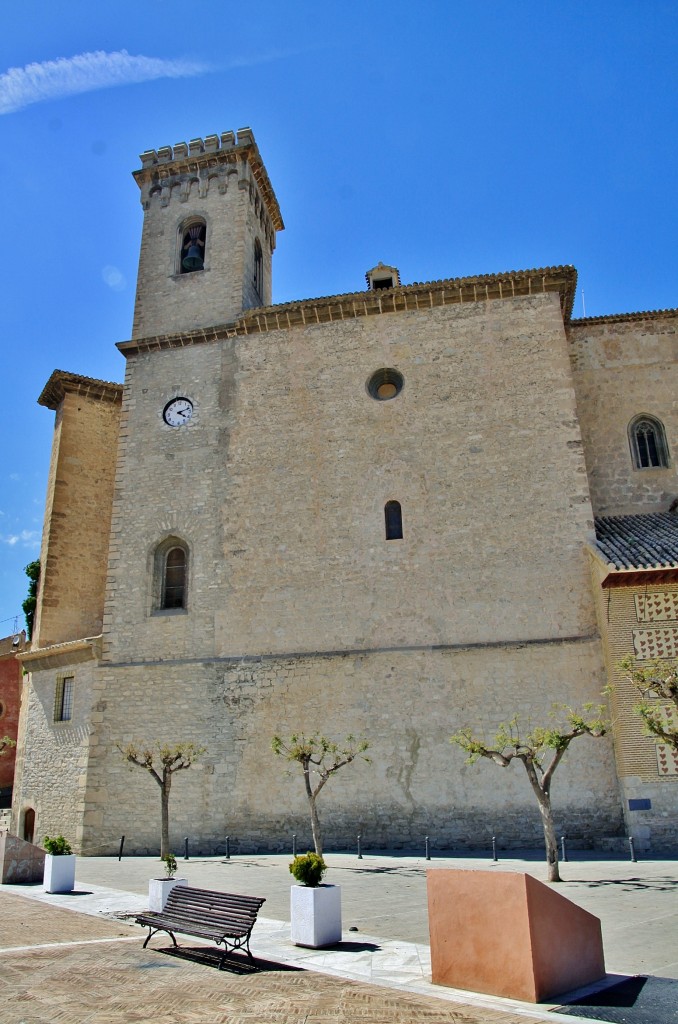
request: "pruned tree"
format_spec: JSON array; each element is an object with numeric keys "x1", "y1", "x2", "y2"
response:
[
  {"x1": 619, "y1": 656, "x2": 678, "y2": 751},
  {"x1": 118, "y1": 741, "x2": 206, "y2": 857},
  {"x1": 272, "y1": 733, "x2": 370, "y2": 856},
  {"x1": 451, "y1": 704, "x2": 607, "y2": 882}
]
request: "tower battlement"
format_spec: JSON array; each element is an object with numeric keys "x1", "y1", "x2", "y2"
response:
[{"x1": 133, "y1": 127, "x2": 283, "y2": 232}]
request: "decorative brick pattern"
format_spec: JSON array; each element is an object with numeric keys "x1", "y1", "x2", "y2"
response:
[
  {"x1": 632, "y1": 628, "x2": 678, "y2": 660},
  {"x1": 635, "y1": 592, "x2": 678, "y2": 622}
]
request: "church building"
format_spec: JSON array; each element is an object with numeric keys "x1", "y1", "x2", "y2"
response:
[{"x1": 12, "y1": 129, "x2": 678, "y2": 855}]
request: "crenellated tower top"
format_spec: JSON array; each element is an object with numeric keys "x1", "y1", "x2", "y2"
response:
[{"x1": 131, "y1": 128, "x2": 284, "y2": 339}]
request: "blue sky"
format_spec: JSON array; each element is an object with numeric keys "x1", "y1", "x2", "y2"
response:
[{"x1": 1, "y1": 0, "x2": 677, "y2": 632}]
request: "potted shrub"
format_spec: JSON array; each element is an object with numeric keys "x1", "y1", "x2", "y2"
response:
[
  {"x1": 148, "y1": 852, "x2": 188, "y2": 911},
  {"x1": 289, "y1": 852, "x2": 342, "y2": 948},
  {"x1": 43, "y1": 835, "x2": 76, "y2": 893}
]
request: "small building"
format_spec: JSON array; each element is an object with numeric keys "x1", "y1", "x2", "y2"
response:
[{"x1": 0, "y1": 631, "x2": 25, "y2": 809}]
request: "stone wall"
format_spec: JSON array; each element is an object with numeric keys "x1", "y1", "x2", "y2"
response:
[
  {"x1": 68, "y1": 636, "x2": 622, "y2": 856},
  {"x1": 568, "y1": 312, "x2": 678, "y2": 515},
  {"x1": 104, "y1": 291, "x2": 598, "y2": 665},
  {"x1": 11, "y1": 650, "x2": 100, "y2": 852},
  {"x1": 34, "y1": 389, "x2": 120, "y2": 649}
]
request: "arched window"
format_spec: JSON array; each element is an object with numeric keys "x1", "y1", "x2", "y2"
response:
[
  {"x1": 629, "y1": 415, "x2": 670, "y2": 469},
  {"x1": 385, "y1": 500, "x2": 403, "y2": 540},
  {"x1": 180, "y1": 220, "x2": 206, "y2": 275},
  {"x1": 253, "y1": 238, "x2": 263, "y2": 296},
  {"x1": 23, "y1": 808, "x2": 35, "y2": 844},
  {"x1": 153, "y1": 538, "x2": 189, "y2": 612}
]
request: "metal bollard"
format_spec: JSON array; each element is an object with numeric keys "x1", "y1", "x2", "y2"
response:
[
  {"x1": 561, "y1": 835, "x2": 568, "y2": 863},
  {"x1": 425, "y1": 835, "x2": 430, "y2": 861},
  {"x1": 492, "y1": 836, "x2": 498, "y2": 862},
  {"x1": 225, "y1": 836, "x2": 230, "y2": 860},
  {"x1": 357, "y1": 833, "x2": 362, "y2": 859},
  {"x1": 292, "y1": 833, "x2": 297, "y2": 858},
  {"x1": 184, "y1": 836, "x2": 189, "y2": 860},
  {"x1": 118, "y1": 835, "x2": 125, "y2": 862},
  {"x1": 629, "y1": 836, "x2": 637, "y2": 862}
]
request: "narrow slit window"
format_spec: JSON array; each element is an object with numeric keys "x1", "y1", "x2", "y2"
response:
[
  {"x1": 385, "y1": 500, "x2": 403, "y2": 540},
  {"x1": 163, "y1": 547, "x2": 187, "y2": 608},
  {"x1": 54, "y1": 676, "x2": 74, "y2": 722},
  {"x1": 629, "y1": 416, "x2": 669, "y2": 469},
  {"x1": 253, "y1": 238, "x2": 263, "y2": 296}
]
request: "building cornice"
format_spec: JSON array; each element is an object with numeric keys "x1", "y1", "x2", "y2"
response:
[
  {"x1": 118, "y1": 264, "x2": 578, "y2": 358},
  {"x1": 38, "y1": 371, "x2": 123, "y2": 411},
  {"x1": 570, "y1": 307, "x2": 678, "y2": 328},
  {"x1": 20, "y1": 635, "x2": 102, "y2": 670}
]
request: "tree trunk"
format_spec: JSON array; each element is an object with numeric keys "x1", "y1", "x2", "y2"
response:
[
  {"x1": 522, "y1": 756, "x2": 561, "y2": 882},
  {"x1": 536, "y1": 793, "x2": 560, "y2": 882},
  {"x1": 303, "y1": 763, "x2": 323, "y2": 855},
  {"x1": 160, "y1": 774, "x2": 171, "y2": 858}
]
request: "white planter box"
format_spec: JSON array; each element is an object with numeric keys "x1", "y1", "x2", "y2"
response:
[
  {"x1": 148, "y1": 876, "x2": 188, "y2": 911},
  {"x1": 290, "y1": 883, "x2": 341, "y2": 948},
  {"x1": 43, "y1": 854, "x2": 76, "y2": 893}
]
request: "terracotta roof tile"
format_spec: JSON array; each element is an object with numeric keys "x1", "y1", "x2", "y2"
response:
[{"x1": 594, "y1": 513, "x2": 678, "y2": 569}]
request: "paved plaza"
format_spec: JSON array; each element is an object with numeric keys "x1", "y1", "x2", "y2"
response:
[{"x1": 1, "y1": 851, "x2": 677, "y2": 1023}]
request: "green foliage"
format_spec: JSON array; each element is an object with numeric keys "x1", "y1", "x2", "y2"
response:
[
  {"x1": 162, "y1": 852, "x2": 177, "y2": 878},
  {"x1": 289, "y1": 851, "x2": 327, "y2": 887},
  {"x1": 118, "y1": 740, "x2": 207, "y2": 782},
  {"x1": 22, "y1": 559, "x2": 40, "y2": 640},
  {"x1": 44, "y1": 834, "x2": 73, "y2": 856},
  {"x1": 0, "y1": 736, "x2": 16, "y2": 755},
  {"x1": 271, "y1": 733, "x2": 370, "y2": 776},
  {"x1": 451, "y1": 703, "x2": 608, "y2": 771},
  {"x1": 618, "y1": 656, "x2": 678, "y2": 750}
]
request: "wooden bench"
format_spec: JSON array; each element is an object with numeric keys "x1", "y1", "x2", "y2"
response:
[{"x1": 135, "y1": 884, "x2": 266, "y2": 968}]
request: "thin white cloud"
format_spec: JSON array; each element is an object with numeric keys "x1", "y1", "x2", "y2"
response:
[
  {"x1": 0, "y1": 50, "x2": 209, "y2": 115},
  {"x1": 102, "y1": 265, "x2": 126, "y2": 292},
  {"x1": 0, "y1": 530, "x2": 41, "y2": 547}
]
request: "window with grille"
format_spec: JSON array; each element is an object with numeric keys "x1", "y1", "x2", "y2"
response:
[
  {"x1": 629, "y1": 416, "x2": 670, "y2": 469},
  {"x1": 163, "y1": 547, "x2": 187, "y2": 609},
  {"x1": 54, "y1": 676, "x2": 74, "y2": 722}
]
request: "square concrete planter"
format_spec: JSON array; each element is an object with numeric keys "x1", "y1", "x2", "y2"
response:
[
  {"x1": 290, "y1": 883, "x2": 341, "y2": 947},
  {"x1": 43, "y1": 853, "x2": 76, "y2": 893},
  {"x1": 148, "y1": 876, "x2": 188, "y2": 911}
]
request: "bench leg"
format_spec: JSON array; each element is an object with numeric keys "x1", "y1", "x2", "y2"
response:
[{"x1": 143, "y1": 927, "x2": 178, "y2": 950}]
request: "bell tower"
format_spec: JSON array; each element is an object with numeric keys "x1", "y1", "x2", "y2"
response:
[{"x1": 131, "y1": 128, "x2": 284, "y2": 339}]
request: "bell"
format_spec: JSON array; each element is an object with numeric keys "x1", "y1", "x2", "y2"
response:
[{"x1": 182, "y1": 244, "x2": 204, "y2": 271}]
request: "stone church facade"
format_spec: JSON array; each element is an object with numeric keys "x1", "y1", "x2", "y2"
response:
[{"x1": 12, "y1": 129, "x2": 678, "y2": 855}]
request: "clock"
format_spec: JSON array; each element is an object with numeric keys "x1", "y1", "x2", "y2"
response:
[{"x1": 163, "y1": 397, "x2": 193, "y2": 427}]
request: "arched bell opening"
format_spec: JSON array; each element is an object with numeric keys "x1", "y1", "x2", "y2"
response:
[{"x1": 180, "y1": 221, "x2": 206, "y2": 274}]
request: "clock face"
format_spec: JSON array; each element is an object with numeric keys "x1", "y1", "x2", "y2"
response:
[{"x1": 163, "y1": 397, "x2": 193, "y2": 427}]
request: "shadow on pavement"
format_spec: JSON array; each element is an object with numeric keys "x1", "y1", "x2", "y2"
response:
[
  {"x1": 553, "y1": 975, "x2": 678, "y2": 1023},
  {"x1": 157, "y1": 944, "x2": 305, "y2": 974}
]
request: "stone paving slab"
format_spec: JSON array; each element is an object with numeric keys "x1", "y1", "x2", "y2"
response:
[
  {"x1": 0, "y1": 886, "x2": 605, "y2": 1024},
  {"x1": 0, "y1": 927, "x2": 556, "y2": 1024},
  {"x1": 0, "y1": 890, "x2": 135, "y2": 949}
]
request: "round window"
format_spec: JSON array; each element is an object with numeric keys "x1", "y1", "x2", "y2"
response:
[{"x1": 367, "y1": 368, "x2": 404, "y2": 401}]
